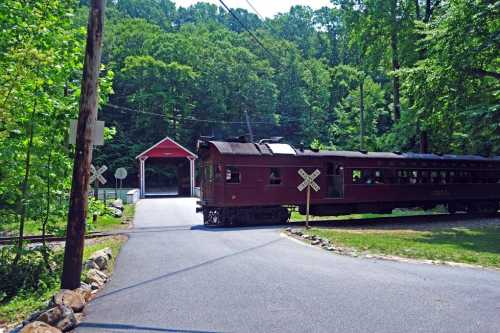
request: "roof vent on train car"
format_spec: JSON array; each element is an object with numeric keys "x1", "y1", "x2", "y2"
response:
[
  {"x1": 435, "y1": 152, "x2": 444, "y2": 156},
  {"x1": 310, "y1": 147, "x2": 320, "y2": 153},
  {"x1": 259, "y1": 137, "x2": 284, "y2": 144},
  {"x1": 298, "y1": 141, "x2": 305, "y2": 152},
  {"x1": 358, "y1": 150, "x2": 368, "y2": 154},
  {"x1": 393, "y1": 151, "x2": 402, "y2": 155}
]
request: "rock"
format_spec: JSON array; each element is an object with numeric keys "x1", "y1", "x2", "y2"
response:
[
  {"x1": 23, "y1": 310, "x2": 45, "y2": 325},
  {"x1": 111, "y1": 199, "x2": 124, "y2": 210},
  {"x1": 302, "y1": 234, "x2": 311, "y2": 239},
  {"x1": 88, "y1": 248, "x2": 112, "y2": 270},
  {"x1": 285, "y1": 227, "x2": 292, "y2": 233},
  {"x1": 90, "y1": 282, "x2": 101, "y2": 290},
  {"x1": 311, "y1": 240, "x2": 321, "y2": 245},
  {"x1": 20, "y1": 322, "x2": 61, "y2": 333},
  {"x1": 75, "y1": 285, "x2": 92, "y2": 303},
  {"x1": 36, "y1": 306, "x2": 64, "y2": 326},
  {"x1": 84, "y1": 260, "x2": 99, "y2": 270},
  {"x1": 90, "y1": 247, "x2": 112, "y2": 261},
  {"x1": 86, "y1": 269, "x2": 107, "y2": 286},
  {"x1": 326, "y1": 246, "x2": 335, "y2": 251},
  {"x1": 108, "y1": 207, "x2": 122, "y2": 218},
  {"x1": 54, "y1": 306, "x2": 77, "y2": 332},
  {"x1": 51, "y1": 290, "x2": 85, "y2": 313}
]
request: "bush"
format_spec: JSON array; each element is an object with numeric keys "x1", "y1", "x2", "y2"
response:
[{"x1": 0, "y1": 246, "x2": 62, "y2": 303}]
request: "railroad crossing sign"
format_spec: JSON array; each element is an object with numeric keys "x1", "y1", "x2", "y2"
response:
[
  {"x1": 90, "y1": 165, "x2": 107, "y2": 185},
  {"x1": 298, "y1": 169, "x2": 321, "y2": 192},
  {"x1": 297, "y1": 169, "x2": 321, "y2": 229}
]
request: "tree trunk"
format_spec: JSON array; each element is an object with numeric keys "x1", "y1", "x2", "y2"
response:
[
  {"x1": 14, "y1": 99, "x2": 37, "y2": 264},
  {"x1": 61, "y1": 0, "x2": 106, "y2": 290},
  {"x1": 359, "y1": 76, "x2": 365, "y2": 150},
  {"x1": 391, "y1": 0, "x2": 401, "y2": 122},
  {"x1": 420, "y1": 130, "x2": 429, "y2": 153},
  {"x1": 42, "y1": 131, "x2": 55, "y2": 247}
]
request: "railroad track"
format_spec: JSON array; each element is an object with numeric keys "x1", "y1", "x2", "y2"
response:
[{"x1": 0, "y1": 231, "x2": 119, "y2": 246}]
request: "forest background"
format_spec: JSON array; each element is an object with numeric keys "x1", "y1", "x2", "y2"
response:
[{"x1": 0, "y1": 0, "x2": 498, "y2": 234}]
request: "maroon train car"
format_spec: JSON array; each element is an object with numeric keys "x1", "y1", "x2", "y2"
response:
[{"x1": 196, "y1": 139, "x2": 500, "y2": 226}]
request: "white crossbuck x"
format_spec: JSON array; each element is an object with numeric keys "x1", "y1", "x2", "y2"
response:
[
  {"x1": 297, "y1": 168, "x2": 321, "y2": 192},
  {"x1": 90, "y1": 165, "x2": 108, "y2": 185}
]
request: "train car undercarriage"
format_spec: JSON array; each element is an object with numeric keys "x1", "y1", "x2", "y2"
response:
[{"x1": 202, "y1": 206, "x2": 290, "y2": 226}]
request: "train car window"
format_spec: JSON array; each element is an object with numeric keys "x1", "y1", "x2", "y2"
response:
[
  {"x1": 374, "y1": 170, "x2": 384, "y2": 184},
  {"x1": 269, "y1": 168, "x2": 282, "y2": 185},
  {"x1": 352, "y1": 169, "x2": 362, "y2": 183},
  {"x1": 410, "y1": 170, "x2": 418, "y2": 184},
  {"x1": 204, "y1": 165, "x2": 214, "y2": 183},
  {"x1": 440, "y1": 171, "x2": 448, "y2": 184},
  {"x1": 226, "y1": 167, "x2": 240, "y2": 184},
  {"x1": 214, "y1": 164, "x2": 222, "y2": 182},
  {"x1": 419, "y1": 170, "x2": 429, "y2": 183},
  {"x1": 398, "y1": 170, "x2": 410, "y2": 184}
]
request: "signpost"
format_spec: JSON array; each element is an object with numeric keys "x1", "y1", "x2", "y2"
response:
[
  {"x1": 297, "y1": 168, "x2": 321, "y2": 229},
  {"x1": 114, "y1": 167, "x2": 127, "y2": 193}
]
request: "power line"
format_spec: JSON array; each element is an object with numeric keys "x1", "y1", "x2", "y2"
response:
[
  {"x1": 218, "y1": 0, "x2": 281, "y2": 65},
  {"x1": 104, "y1": 103, "x2": 301, "y2": 125},
  {"x1": 244, "y1": 0, "x2": 266, "y2": 22}
]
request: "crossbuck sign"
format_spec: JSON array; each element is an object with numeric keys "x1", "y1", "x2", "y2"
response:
[
  {"x1": 90, "y1": 165, "x2": 107, "y2": 185},
  {"x1": 297, "y1": 169, "x2": 321, "y2": 228}
]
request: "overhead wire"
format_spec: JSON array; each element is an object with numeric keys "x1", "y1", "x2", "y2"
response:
[{"x1": 104, "y1": 103, "x2": 301, "y2": 125}]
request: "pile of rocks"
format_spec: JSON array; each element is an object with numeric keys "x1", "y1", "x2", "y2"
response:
[
  {"x1": 285, "y1": 228, "x2": 359, "y2": 256},
  {"x1": 14, "y1": 248, "x2": 113, "y2": 333},
  {"x1": 109, "y1": 199, "x2": 123, "y2": 219}
]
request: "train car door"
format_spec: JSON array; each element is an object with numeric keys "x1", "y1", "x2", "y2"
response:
[
  {"x1": 201, "y1": 161, "x2": 215, "y2": 202},
  {"x1": 326, "y1": 162, "x2": 344, "y2": 198}
]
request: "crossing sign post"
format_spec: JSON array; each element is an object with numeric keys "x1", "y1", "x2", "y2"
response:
[{"x1": 298, "y1": 168, "x2": 321, "y2": 229}]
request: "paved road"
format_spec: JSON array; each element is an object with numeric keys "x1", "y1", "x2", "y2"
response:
[{"x1": 79, "y1": 198, "x2": 500, "y2": 333}]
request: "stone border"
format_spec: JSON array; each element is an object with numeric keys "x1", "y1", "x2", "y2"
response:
[
  {"x1": 9, "y1": 247, "x2": 117, "y2": 333},
  {"x1": 283, "y1": 227, "x2": 499, "y2": 272}
]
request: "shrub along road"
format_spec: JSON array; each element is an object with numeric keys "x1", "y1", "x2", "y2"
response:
[{"x1": 78, "y1": 198, "x2": 500, "y2": 333}]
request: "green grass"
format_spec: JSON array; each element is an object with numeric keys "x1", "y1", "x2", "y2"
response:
[
  {"x1": 290, "y1": 208, "x2": 442, "y2": 222},
  {"x1": 0, "y1": 237, "x2": 126, "y2": 327},
  {"x1": 309, "y1": 226, "x2": 500, "y2": 268},
  {"x1": 0, "y1": 204, "x2": 135, "y2": 236}
]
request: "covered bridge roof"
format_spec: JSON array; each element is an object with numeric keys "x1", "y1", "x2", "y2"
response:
[{"x1": 136, "y1": 137, "x2": 197, "y2": 159}]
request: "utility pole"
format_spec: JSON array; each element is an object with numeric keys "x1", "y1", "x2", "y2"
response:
[
  {"x1": 61, "y1": 0, "x2": 106, "y2": 290},
  {"x1": 359, "y1": 75, "x2": 365, "y2": 151},
  {"x1": 244, "y1": 110, "x2": 254, "y2": 142}
]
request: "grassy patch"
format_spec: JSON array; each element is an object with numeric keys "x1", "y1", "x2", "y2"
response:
[
  {"x1": 0, "y1": 236, "x2": 126, "y2": 327},
  {"x1": 0, "y1": 204, "x2": 135, "y2": 236},
  {"x1": 309, "y1": 226, "x2": 500, "y2": 268},
  {"x1": 290, "y1": 208, "x2": 442, "y2": 222}
]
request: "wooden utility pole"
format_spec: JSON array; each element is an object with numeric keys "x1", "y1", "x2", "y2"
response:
[{"x1": 61, "y1": 0, "x2": 106, "y2": 290}]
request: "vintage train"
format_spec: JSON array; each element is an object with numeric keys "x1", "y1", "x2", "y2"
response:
[{"x1": 196, "y1": 138, "x2": 500, "y2": 226}]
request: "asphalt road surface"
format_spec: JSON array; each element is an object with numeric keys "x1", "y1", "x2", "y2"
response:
[{"x1": 78, "y1": 198, "x2": 500, "y2": 333}]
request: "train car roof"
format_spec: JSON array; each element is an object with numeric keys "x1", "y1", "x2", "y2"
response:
[{"x1": 207, "y1": 141, "x2": 500, "y2": 162}]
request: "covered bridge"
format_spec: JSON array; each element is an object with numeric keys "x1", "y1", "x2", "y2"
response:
[{"x1": 136, "y1": 137, "x2": 197, "y2": 198}]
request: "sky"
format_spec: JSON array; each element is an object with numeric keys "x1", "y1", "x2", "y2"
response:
[{"x1": 173, "y1": 0, "x2": 333, "y2": 18}]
